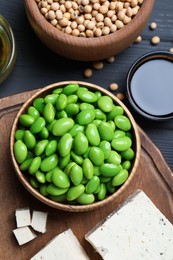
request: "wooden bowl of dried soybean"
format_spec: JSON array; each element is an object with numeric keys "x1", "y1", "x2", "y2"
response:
[
  {"x1": 24, "y1": 0, "x2": 154, "y2": 61},
  {"x1": 10, "y1": 81, "x2": 141, "y2": 212}
]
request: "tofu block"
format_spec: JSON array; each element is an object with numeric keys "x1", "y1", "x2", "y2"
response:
[
  {"x1": 85, "y1": 190, "x2": 173, "y2": 260},
  {"x1": 15, "y1": 207, "x2": 31, "y2": 227},
  {"x1": 30, "y1": 229, "x2": 90, "y2": 260},
  {"x1": 13, "y1": 226, "x2": 37, "y2": 245},
  {"x1": 31, "y1": 210, "x2": 48, "y2": 233}
]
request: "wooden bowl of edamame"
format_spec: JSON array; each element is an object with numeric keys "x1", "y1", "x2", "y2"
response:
[
  {"x1": 10, "y1": 81, "x2": 141, "y2": 212},
  {"x1": 24, "y1": 0, "x2": 154, "y2": 61}
]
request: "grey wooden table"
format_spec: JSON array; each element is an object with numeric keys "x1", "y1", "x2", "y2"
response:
[{"x1": 1, "y1": 0, "x2": 173, "y2": 171}]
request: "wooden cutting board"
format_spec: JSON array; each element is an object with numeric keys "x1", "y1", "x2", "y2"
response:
[{"x1": 0, "y1": 90, "x2": 173, "y2": 260}]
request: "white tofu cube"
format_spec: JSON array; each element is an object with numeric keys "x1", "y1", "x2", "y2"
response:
[
  {"x1": 30, "y1": 229, "x2": 90, "y2": 260},
  {"x1": 31, "y1": 211, "x2": 48, "y2": 233},
  {"x1": 13, "y1": 226, "x2": 37, "y2": 245},
  {"x1": 15, "y1": 207, "x2": 31, "y2": 228},
  {"x1": 85, "y1": 190, "x2": 173, "y2": 260}
]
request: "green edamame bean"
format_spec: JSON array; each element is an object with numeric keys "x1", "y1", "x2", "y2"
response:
[
  {"x1": 82, "y1": 158, "x2": 94, "y2": 179},
  {"x1": 39, "y1": 184, "x2": 48, "y2": 196},
  {"x1": 100, "y1": 163, "x2": 122, "y2": 177},
  {"x1": 35, "y1": 170, "x2": 46, "y2": 183},
  {"x1": 64, "y1": 162, "x2": 75, "y2": 175},
  {"x1": 122, "y1": 160, "x2": 131, "y2": 170},
  {"x1": 98, "y1": 95, "x2": 113, "y2": 112},
  {"x1": 89, "y1": 147, "x2": 104, "y2": 166},
  {"x1": 30, "y1": 117, "x2": 46, "y2": 134},
  {"x1": 23, "y1": 130, "x2": 36, "y2": 150},
  {"x1": 59, "y1": 154, "x2": 70, "y2": 169},
  {"x1": 81, "y1": 176, "x2": 88, "y2": 184},
  {"x1": 47, "y1": 183, "x2": 68, "y2": 196},
  {"x1": 94, "y1": 91, "x2": 102, "y2": 99},
  {"x1": 99, "y1": 141, "x2": 111, "y2": 160},
  {"x1": 113, "y1": 130, "x2": 125, "y2": 139},
  {"x1": 111, "y1": 136, "x2": 132, "y2": 152},
  {"x1": 114, "y1": 115, "x2": 131, "y2": 131},
  {"x1": 40, "y1": 127, "x2": 49, "y2": 139},
  {"x1": 83, "y1": 147, "x2": 91, "y2": 159},
  {"x1": 76, "y1": 109, "x2": 95, "y2": 125},
  {"x1": 34, "y1": 139, "x2": 49, "y2": 156},
  {"x1": 108, "y1": 120, "x2": 116, "y2": 131},
  {"x1": 85, "y1": 176, "x2": 100, "y2": 194},
  {"x1": 126, "y1": 131, "x2": 133, "y2": 139},
  {"x1": 94, "y1": 109, "x2": 106, "y2": 120},
  {"x1": 70, "y1": 151, "x2": 83, "y2": 165},
  {"x1": 112, "y1": 169, "x2": 129, "y2": 186},
  {"x1": 99, "y1": 176, "x2": 111, "y2": 183},
  {"x1": 52, "y1": 87, "x2": 63, "y2": 94},
  {"x1": 45, "y1": 170, "x2": 53, "y2": 182},
  {"x1": 19, "y1": 114, "x2": 35, "y2": 127},
  {"x1": 27, "y1": 106, "x2": 40, "y2": 120},
  {"x1": 43, "y1": 103, "x2": 55, "y2": 123},
  {"x1": 63, "y1": 83, "x2": 79, "y2": 95},
  {"x1": 92, "y1": 119, "x2": 102, "y2": 127},
  {"x1": 14, "y1": 140, "x2": 28, "y2": 164},
  {"x1": 67, "y1": 94, "x2": 78, "y2": 104},
  {"x1": 97, "y1": 183, "x2": 107, "y2": 200},
  {"x1": 40, "y1": 154, "x2": 58, "y2": 172},
  {"x1": 33, "y1": 97, "x2": 44, "y2": 113},
  {"x1": 52, "y1": 168, "x2": 70, "y2": 188},
  {"x1": 56, "y1": 93, "x2": 67, "y2": 110},
  {"x1": 121, "y1": 148, "x2": 135, "y2": 160},
  {"x1": 58, "y1": 133, "x2": 73, "y2": 157},
  {"x1": 85, "y1": 123, "x2": 100, "y2": 146},
  {"x1": 69, "y1": 124, "x2": 84, "y2": 137},
  {"x1": 77, "y1": 89, "x2": 97, "y2": 103},
  {"x1": 70, "y1": 163, "x2": 83, "y2": 185},
  {"x1": 106, "y1": 150, "x2": 121, "y2": 165},
  {"x1": 49, "y1": 193, "x2": 67, "y2": 202},
  {"x1": 98, "y1": 122, "x2": 114, "y2": 141},
  {"x1": 56, "y1": 110, "x2": 68, "y2": 119},
  {"x1": 15, "y1": 129, "x2": 25, "y2": 141},
  {"x1": 106, "y1": 181, "x2": 116, "y2": 194},
  {"x1": 80, "y1": 102, "x2": 94, "y2": 110},
  {"x1": 44, "y1": 93, "x2": 59, "y2": 105},
  {"x1": 52, "y1": 118, "x2": 74, "y2": 136},
  {"x1": 45, "y1": 140, "x2": 57, "y2": 156},
  {"x1": 20, "y1": 158, "x2": 33, "y2": 171},
  {"x1": 66, "y1": 184, "x2": 85, "y2": 201},
  {"x1": 29, "y1": 156, "x2": 41, "y2": 175},
  {"x1": 77, "y1": 193, "x2": 95, "y2": 205},
  {"x1": 30, "y1": 177, "x2": 39, "y2": 188},
  {"x1": 73, "y1": 132, "x2": 88, "y2": 155},
  {"x1": 65, "y1": 103, "x2": 79, "y2": 117},
  {"x1": 106, "y1": 105, "x2": 124, "y2": 120},
  {"x1": 93, "y1": 166, "x2": 100, "y2": 176}
]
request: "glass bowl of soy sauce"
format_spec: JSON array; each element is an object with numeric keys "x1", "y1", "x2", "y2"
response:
[
  {"x1": 126, "y1": 51, "x2": 173, "y2": 120},
  {"x1": 0, "y1": 15, "x2": 16, "y2": 84}
]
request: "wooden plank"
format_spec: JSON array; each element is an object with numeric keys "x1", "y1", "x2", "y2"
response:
[{"x1": 0, "y1": 91, "x2": 173, "y2": 260}]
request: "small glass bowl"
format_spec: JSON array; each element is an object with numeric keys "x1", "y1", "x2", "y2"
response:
[
  {"x1": 126, "y1": 51, "x2": 173, "y2": 120},
  {"x1": 0, "y1": 15, "x2": 16, "y2": 84}
]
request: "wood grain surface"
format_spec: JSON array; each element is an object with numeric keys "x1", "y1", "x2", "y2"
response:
[
  {"x1": 0, "y1": 0, "x2": 173, "y2": 173},
  {"x1": 0, "y1": 90, "x2": 173, "y2": 260}
]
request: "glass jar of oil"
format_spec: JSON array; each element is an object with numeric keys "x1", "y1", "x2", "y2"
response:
[{"x1": 0, "y1": 15, "x2": 16, "y2": 84}]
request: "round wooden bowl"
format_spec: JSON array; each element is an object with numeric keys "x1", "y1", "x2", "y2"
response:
[
  {"x1": 24, "y1": 0, "x2": 154, "y2": 61},
  {"x1": 10, "y1": 81, "x2": 141, "y2": 212}
]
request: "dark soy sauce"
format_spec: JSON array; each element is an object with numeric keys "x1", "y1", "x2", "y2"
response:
[{"x1": 130, "y1": 58, "x2": 173, "y2": 116}]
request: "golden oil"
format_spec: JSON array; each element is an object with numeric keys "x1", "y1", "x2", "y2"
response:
[{"x1": 0, "y1": 15, "x2": 16, "y2": 83}]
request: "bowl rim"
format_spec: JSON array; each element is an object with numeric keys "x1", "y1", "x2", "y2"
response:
[
  {"x1": 10, "y1": 80, "x2": 141, "y2": 212},
  {"x1": 126, "y1": 50, "x2": 173, "y2": 121},
  {"x1": 24, "y1": 0, "x2": 154, "y2": 47}
]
